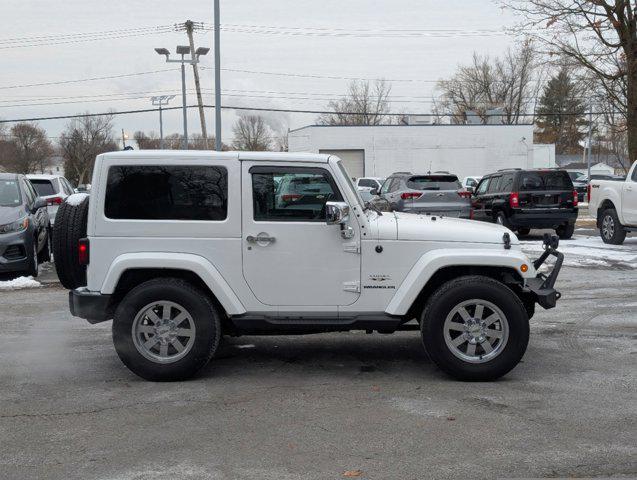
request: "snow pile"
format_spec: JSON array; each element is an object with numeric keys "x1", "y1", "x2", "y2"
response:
[
  {"x1": 65, "y1": 193, "x2": 89, "y2": 206},
  {"x1": 0, "y1": 276, "x2": 42, "y2": 291},
  {"x1": 521, "y1": 235, "x2": 637, "y2": 269}
]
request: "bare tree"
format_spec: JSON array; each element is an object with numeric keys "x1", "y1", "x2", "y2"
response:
[
  {"x1": 0, "y1": 122, "x2": 53, "y2": 174},
  {"x1": 318, "y1": 80, "x2": 393, "y2": 126},
  {"x1": 134, "y1": 131, "x2": 229, "y2": 151},
  {"x1": 501, "y1": 0, "x2": 637, "y2": 164},
  {"x1": 435, "y1": 40, "x2": 542, "y2": 124},
  {"x1": 232, "y1": 115, "x2": 272, "y2": 151},
  {"x1": 59, "y1": 114, "x2": 117, "y2": 185}
]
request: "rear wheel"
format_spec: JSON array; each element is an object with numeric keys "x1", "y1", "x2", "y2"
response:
[
  {"x1": 556, "y1": 222, "x2": 575, "y2": 240},
  {"x1": 37, "y1": 228, "x2": 51, "y2": 263},
  {"x1": 495, "y1": 211, "x2": 512, "y2": 230},
  {"x1": 421, "y1": 276, "x2": 529, "y2": 381},
  {"x1": 599, "y1": 208, "x2": 626, "y2": 245},
  {"x1": 112, "y1": 278, "x2": 221, "y2": 381}
]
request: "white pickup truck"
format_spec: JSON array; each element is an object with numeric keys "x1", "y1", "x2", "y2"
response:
[
  {"x1": 53, "y1": 151, "x2": 564, "y2": 382},
  {"x1": 589, "y1": 161, "x2": 637, "y2": 244}
]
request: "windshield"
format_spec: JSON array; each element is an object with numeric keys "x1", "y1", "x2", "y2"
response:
[
  {"x1": 407, "y1": 175, "x2": 461, "y2": 191},
  {"x1": 30, "y1": 179, "x2": 56, "y2": 196},
  {"x1": 0, "y1": 179, "x2": 21, "y2": 207},
  {"x1": 335, "y1": 161, "x2": 365, "y2": 208}
]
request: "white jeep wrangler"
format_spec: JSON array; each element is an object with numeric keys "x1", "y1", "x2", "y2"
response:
[{"x1": 55, "y1": 151, "x2": 564, "y2": 382}]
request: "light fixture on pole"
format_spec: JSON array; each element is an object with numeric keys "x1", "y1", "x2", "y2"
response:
[
  {"x1": 155, "y1": 45, "x2": 209, "y2": 150},
  {"x1": 151, "y1": 95, "x2": 176, "y2": 149}
]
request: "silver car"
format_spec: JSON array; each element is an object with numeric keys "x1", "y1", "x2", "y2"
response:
[{"x1": 373, "y1": 173, "x2": 472, "y2": 218}]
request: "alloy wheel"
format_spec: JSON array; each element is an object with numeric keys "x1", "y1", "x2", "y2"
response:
[
  {"x1": 131, "y1": 301, "x2": 196, "y2": 364},
  {"x1": 443, "y1": 299, "x2": 509, "y2": 364}
]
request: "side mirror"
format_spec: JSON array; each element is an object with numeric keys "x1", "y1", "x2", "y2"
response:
[
  {"x1": 369, "y1": 188, "x2": 378, "y2": 196},
  {"x1": 325, "y1": 201, "x2": 350, "y2": 225},
  {"x1": 466, "y1": 186, "x2": 475, "y2": 194},
  {"x1": 32, "y1": 197, "x2": 47, "y2": 212}
]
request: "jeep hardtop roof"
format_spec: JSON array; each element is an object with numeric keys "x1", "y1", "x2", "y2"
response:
[{"x1": 98, "y1": 150, "x2": 331, "y2": 163}]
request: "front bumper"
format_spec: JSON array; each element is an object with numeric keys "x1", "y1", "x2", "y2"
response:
[
  {"x1": 0, "y1": 230, "x2": 31, "y2": 274},
  {"x1": 524, "y1": 234, "x2": 564, "y2": 309},
  {"x1": 69, "y1": 288, "x2": 112, "y2": 324}
]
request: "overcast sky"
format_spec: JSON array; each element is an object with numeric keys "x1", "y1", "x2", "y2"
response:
[{"x1": 1, "y1": 0, "x2": 521, "y2": 147}]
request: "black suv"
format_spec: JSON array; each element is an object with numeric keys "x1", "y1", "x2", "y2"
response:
[{"x1": 472, "y1": 169, "x2": 578, "y2": 239}]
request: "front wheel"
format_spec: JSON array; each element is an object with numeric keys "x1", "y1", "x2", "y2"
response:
[
  {"x1": 495, "y1": 211, "x2": 512, "y2": 230},
  {"x1": 421, "y1": 276, "x2": 529, "y2": 381},
  {"x1": 599, "y1": 208, "x2": 626, "y2": 245},
  {"x1": 112, "y1": 278, "x2": 221, "y2": 381}
]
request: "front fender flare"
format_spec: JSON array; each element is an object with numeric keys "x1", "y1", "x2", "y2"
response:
[
  {"x1": 100, "y1": 252, "x2": 246, "y2": 315},
  {"x1": 385, "y1": 248, "x2": 534, "y2": 316}
]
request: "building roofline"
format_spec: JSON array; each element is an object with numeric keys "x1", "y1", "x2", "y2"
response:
[{"x1": 288, "y1": 123, "x2": 534, "y2": 134}]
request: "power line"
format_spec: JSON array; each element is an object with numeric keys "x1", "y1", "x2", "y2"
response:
[
  {"x1": 0, "y1": 69, "x2": 176, "y2": 90},
  {"x1": 0, "y1": 104, "x2": 616, "y2": 125}
]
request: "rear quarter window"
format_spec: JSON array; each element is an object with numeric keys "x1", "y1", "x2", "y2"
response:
[
  {"x1": 30, "y1": 179, "x2": 56, "y2": 196},
  {"x1": 105, "y1": 165, "x2": 228, "y2": 220}
]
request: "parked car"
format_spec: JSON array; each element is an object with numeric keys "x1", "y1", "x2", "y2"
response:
[
  {"x1": 462, "y1": 176, "x2": 482, "y2": 193},
  {"x1": 356, "y1": 177, "x2": 385, "y2": 193},
  {"x1": 567, "y1": 172, "x2": 588, "y2": 203},
  {"x1": 588, "y1": 161, "x2": 637, "y2": 244},
  {"x1": 59, "y1": 150, "x2": 563, "y2": 382},
  {"x1": 26, "y1": 174, "x2": 75, "y2": 225},
  {"x1": 372, "y1": 173, "x2": 471, "y2": 218},
  {"x1": 472, "y1": 169, "x2": 578, "y2": 239},
  {"x1": 0, "y1": 173, "x2": 51, "y2": 277}
]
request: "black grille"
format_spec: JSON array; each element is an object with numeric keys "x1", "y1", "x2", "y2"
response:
[{"x1": 3, "y1": 245, "x2": 25, "y2": 261}]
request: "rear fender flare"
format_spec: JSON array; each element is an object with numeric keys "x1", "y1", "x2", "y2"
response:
[
  {"x1": 385, "y1": 249, "x2": 534, "y2": 316},
  {"x1": 100, "y1": 252, "x2": 246, "y2": 315}
]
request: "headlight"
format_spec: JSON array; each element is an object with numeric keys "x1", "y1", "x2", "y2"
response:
[{"x1": 0, "y1": 217, "x2": 29, "y2": 234}]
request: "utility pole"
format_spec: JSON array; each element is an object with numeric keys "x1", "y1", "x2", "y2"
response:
[
  {"x1": 214, "y1": 0, "x2": 222, "y2": 151},
  {"x1": 121, "y1": 129, "x2": 127, "y2": 149},
  {"x1": 586, "y1": 103, "x2": 593, "y2": 180},
  {"x1": 151, "y1": 95, "x2": 175, "y2": 149},
  {"x1": 183, "y1": 20, "x2": 209, "y2": 147}
]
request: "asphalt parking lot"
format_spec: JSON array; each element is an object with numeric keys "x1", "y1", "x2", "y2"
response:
[{"x1": 1, "y1": 229, "x2": 636, "y2": 480}]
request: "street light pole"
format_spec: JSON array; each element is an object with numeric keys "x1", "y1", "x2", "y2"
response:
[
  {"x1": 151, "y1": 95, "x2": 175, "y2": 149},
  {"x1": 180, "y1": 53, "x2": 188, "y2": 149},
  {"x1": 154, "y1": 46, "x2": 209, "y2": 151},
  {"x1": 214, "y1": 0, "x2": 222, "y2": 151}
]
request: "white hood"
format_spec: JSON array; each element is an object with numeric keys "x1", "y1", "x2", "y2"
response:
[{"x1": 368, "y1": 211, "x2": 518, "y2": 245}]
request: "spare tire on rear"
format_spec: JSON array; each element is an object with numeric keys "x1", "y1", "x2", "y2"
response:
[{"x1": 53, "y1": 194, "x2": 90, "y2": 290}]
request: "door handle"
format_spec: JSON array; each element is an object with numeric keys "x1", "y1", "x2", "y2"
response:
[{"x1": 246, "y1": 234, "x2": 276, "y2": 245}]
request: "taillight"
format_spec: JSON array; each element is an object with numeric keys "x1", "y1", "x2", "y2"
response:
[
  {"x1": 457, "y1": 189, "x2": 472, "y2": 198},
  {"x1": 281, "y1": 194, "x2": 301, "y2": 202},
  {"x1": 400, "y1": 192, "x2": 422, "y2": 200},
  {"x1": 509, "y1": 192, "x2": 520, "y2": 208},
  {"x1": 78, "y1": 238, "x2": 90, "y2": 265},
  {"x1": 572, "y1": 190, "x2": 579, "y2": 207},
  {"x1": 47, "y1": 197, "x2": 63, "y2": 205},
  {"x1": 587, "y1": 184, "x2": 591, "y2": 203}
]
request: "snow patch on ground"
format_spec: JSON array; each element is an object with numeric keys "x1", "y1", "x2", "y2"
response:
[
  {"x1": 65, "y1": 193, "x2": 89, "y2": 206},
  {"x1": 521, "y1": 235, "x2": 637, "y2": 268},
  {"x1": 0, "y1": 276, "x2": 42, "y2": 291}
]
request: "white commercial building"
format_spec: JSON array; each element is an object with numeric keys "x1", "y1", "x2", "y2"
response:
[{"x1": 288, "y1": 124, "x2": 555, "y2": 180}]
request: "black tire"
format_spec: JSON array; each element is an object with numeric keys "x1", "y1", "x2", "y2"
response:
[
  {"x1": 52, "y1": 196, "x2": 89, "y2": 289},
  {"x1": 556, "y1": 222, "x2": 575, "y2": 240},
  {"x1": 599, "y1": 208, "x2": 626, "y2": 245},
  {"x1": 27, "y1": 239, "x2": 38, "y2": 278},
  {"x1": 517, "y1": 228, "x2": 531, "y2": 237},
  {"x1": 421, "y1": 276, "x2": 529, "y2": 381},
  {"x1": 38, "y1": 227, "x2": 52, "y2": 263},
  {"x1": 112, "y1": 278, "x2": 221, "y2": 381},
  {"x1": 494, "y1": 211, "x2": 512, "y2": 230}
]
